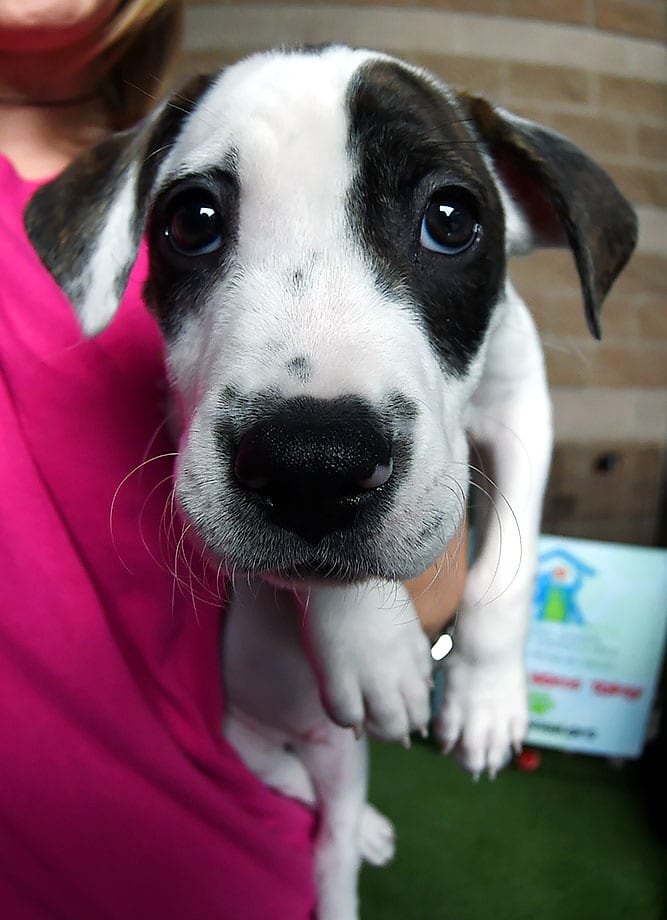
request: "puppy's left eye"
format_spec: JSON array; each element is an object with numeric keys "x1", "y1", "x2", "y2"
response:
[
  {"x1": 163, "y1": 190, "x2": 223, "y2": 256},
  {"x1": 420, "y1": 188, "x2": 480, "y2": 254}
]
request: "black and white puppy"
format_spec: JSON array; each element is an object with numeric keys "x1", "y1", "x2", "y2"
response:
[{"x1": 26, "y1": 46, "x2": 636, "y2": 919}]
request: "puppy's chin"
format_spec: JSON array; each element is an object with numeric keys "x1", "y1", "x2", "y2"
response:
[
  {"x1": 262, "y1": 572, "x2": 350, "y2": 590},
  {"x1": 197, "y1": 536, "x2": 447, "y2": 589},
  {"x1": 260, "y1": 565, "x2": 373, "y2": 590}
]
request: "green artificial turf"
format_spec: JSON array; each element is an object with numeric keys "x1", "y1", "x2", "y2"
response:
[{"x1": 361, "y1": 739, "x2": 666, "y2": 919}]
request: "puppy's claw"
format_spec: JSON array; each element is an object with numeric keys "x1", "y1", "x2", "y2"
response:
[
  {"x1": 401, "y1": 735, "x2": 411, "y2": 750},
  {"x1": 441, "y1": 737, "x2": 456, "y2": 755},
  {"x1": 353, "y1": 723, "x2": 363, "y2": 740}
]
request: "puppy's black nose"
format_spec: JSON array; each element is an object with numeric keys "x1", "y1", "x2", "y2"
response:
[{"x1": 233, "y1": 397, "x2": 393, "y2": 544}]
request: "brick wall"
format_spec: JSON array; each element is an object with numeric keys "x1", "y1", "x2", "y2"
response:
[{"x1": 180, "y1": 1, "x2": 667, "y2": 544}]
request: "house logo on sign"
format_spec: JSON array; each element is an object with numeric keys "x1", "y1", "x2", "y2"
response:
[{"x1": 533, "y1": 549, "x2": 596, "y2": 626}]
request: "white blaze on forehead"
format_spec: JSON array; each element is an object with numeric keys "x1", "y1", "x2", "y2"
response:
[{"x1": 156, "y1": 46, "x2": 380, "y2": 231}]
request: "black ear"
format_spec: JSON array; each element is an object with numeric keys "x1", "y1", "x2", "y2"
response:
[
  {"x1": 462, "y1": 95, "x2": 638, "y2": 338},
  {"x1": 24, "y1": 75, "x2": 215, "y2": 336}
]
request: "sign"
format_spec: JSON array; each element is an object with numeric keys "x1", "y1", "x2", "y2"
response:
[{"x1": 525, "y1": 535, "x2": 667, "y2": 758}]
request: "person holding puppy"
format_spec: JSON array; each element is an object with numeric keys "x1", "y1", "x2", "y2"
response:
[{"x1": 0, "y1": 2, "x2": 465, "y2": 917}]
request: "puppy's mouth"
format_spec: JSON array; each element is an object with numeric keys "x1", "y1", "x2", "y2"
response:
[
  {"x1": 261, "y1": 559, "x2": 373, "y2": 588},
  {"x1": 179, "y1": 495, "x2": 423, "y2": 585},
  {"x1": 176, "y1": 470, "x2": 459, "y2": 586}
]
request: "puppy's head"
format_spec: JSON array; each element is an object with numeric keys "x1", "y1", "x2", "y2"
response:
[{"x1": 25, "y1": 46, "x2": 636, "y2": 583}]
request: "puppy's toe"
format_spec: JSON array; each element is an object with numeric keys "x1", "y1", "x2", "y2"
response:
[
  {"x1": 321, "y1": 680, "x2": 365, "y2": 733},
  {"x1": 486, "y1": 727, "x2": 514, "y2": 780},
  {"x1": 433, "y1": 701, "x2": 463, "y2": 754},
  {"x1": 401, "y1": 675, "x2": 432, "y2": 737},
  {"x1": 510, "y1": 711, "x2": 529, "y2": 753},
  {"x1": 360, "y1": 803, "x2": 396, "y2": 866},
  {"x1": 364, "y1": 689, "x2": 411, "y2": 742},
  {"x1": 455, "y1": 721, "x2": 490, "y2": 777}
]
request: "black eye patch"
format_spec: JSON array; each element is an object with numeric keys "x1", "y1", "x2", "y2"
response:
[
  {"x1": 144, "y1": 169, "x2": 240, "y2": 338},
  {"x1": 347, "y1": 60, "x2": 506, "y2": 376}
]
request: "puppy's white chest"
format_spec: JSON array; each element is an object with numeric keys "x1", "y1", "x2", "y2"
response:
[{"x1": 223, "y1": 581, "x2": 329, "y2": 740}]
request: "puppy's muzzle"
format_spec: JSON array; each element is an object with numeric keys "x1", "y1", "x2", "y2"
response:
[{"x1": 233, "y1": 397, "x2": 393, "y2": 545}]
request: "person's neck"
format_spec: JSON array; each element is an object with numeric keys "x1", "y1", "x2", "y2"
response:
[{"x1": 0, "y1": 48, "x2": 109, "y2": 181}]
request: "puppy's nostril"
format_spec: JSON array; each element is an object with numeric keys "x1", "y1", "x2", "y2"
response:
[
  {"x1": 357, "y1": 460, "x2": 393, "y2": 490},
  {"x1": 233, "y1": 434, "x2": 279, "y2": 493},
  {"x1": 237, "y1": 471, "x2": 270, "y2": 491}
]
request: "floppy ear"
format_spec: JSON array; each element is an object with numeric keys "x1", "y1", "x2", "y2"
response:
[
  {"x1": 24, "y1": 75, "x2": 215, "y2": 336},
  {"x1": 462, "y1": 95, "x2": 638, "y2": 338}
]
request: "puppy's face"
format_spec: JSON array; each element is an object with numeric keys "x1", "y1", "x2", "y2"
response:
[
  {"x1": 25, "y1": 46, "x2": 636, "y2": 584},
  {"x1": 144, "y1": 49, "x2": 507, "y2": 582}
]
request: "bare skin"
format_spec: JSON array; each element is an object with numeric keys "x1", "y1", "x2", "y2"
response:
[
  {"x1": 0, "y1": 0, "x2": 117, "y2": 177},
  {"x1": 407, "y1": 521, "x2": 468, "y2": 638}
]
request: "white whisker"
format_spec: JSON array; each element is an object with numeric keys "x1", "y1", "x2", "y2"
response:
[{"x1": 109, "y1": 452, "x2": 178, "y2": 573}]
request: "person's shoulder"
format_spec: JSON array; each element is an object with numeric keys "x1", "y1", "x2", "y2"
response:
[
  {"x1": 0, "y1": 154, "x2": 43, "y2": 246},
  {"x1": 0, "y1": 152, "x2": 40, "y2": 203}
]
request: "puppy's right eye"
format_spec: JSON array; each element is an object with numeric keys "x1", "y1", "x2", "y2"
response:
[
  {"x1": 420, "y1": 187, "x2": 480, "y2": 255},
  {"x1": 163, "y1": 190, "x2": 223, "y2": 256}
]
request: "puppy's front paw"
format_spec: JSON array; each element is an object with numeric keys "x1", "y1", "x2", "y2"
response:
[
  {"x1": 360, "y1": 803, "x2": 395, "y2": 866},
  {"x1": 303, "y1": 584, "x2": 432, "y2": 743},
  {"x1": 319, "y1": 616, "x2": 432, "y2": 743},
  {"x1": 433, "y1": 652, "x2": 528, "y2": 779}
]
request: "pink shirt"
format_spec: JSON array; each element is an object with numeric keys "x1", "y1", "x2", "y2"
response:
[{"x1": 0, "y1": 155, "x2": 315, "y2": 919}]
